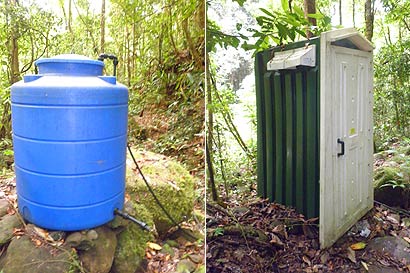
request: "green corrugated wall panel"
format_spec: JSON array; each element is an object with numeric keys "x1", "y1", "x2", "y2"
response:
[
  {"x1": 273, "y1": 73, "x2": 283, "y2": 204},
  {"x1": 295, "y1": 71, "x2": 304, "y2": 211},
  {"x1": 305, "y1": 69, "x2": 319, "y2": 218},
  {"x1": 255, "y1": 53, "x2": 266, "y2": 197},
  {"x1": 264, "y1": 72, "x2": 274, "y2": 200},
  {"x1": 255, "y1": 38, "x2": 320, "y2": 218}
]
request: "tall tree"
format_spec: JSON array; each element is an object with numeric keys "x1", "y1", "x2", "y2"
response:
[
  {"x1": 304, "y1": 0, "x2": 317, "y2": 38},
  {"x1": 365, "y1": 0, "x2": 375, "y2": 41},
  {"x1": 352, "y1": 0, "x2": 356, "y2": 27},
  {"x1": 9, "y1": 0, "x2": 19, "y2": 85},
  {"x1": 0, "y1": 0, "x2": 20, "y2": 139},
  {"x1": 100, "y1": 0, "x2": 105, "y2": 53},
  {"x1": 68, "y1": 0, "x2": 72, "y2": 34}
]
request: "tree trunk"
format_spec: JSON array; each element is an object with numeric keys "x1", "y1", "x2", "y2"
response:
[
  {"x1": 352, "y1": 0, "x2": 356, "y2": 27},
  {"x1": 0, "y1": 0, "x2": 20, "y2": 139},
  {"x1": 68, "y1": 0, "x2": 72, "y2": 34},
  {"x1": 364, "y1": 0, "x2": 375, "y2": 42},
  {"x1": 303, "y1": 0, "x2": 316, "y2": 38},
  {"x1": 100, "y1": 0, "x2": 105, "y2": 53},
  {"x1": 339, "y1": 0, "x2": 342, "y2": 25},
  {"x1": 206, "y1": 52, "x2": 218, "y2": 202}
]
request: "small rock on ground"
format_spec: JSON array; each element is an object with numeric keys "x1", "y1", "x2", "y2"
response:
[
  {"x1": 65, "y1": 231, "x2": 95, "y2": 250},
  {"x1": 0, "y1": 199, "x2": 10, "y2": 217},
  {"x1": 176, "y1": 259, "x2": 197, "y2": 273},
  {"x1": 0, "y1": 214, "x2": 22, "y2": 245},
  {"x1": 79, "y1": 226, "x2": 117, "y2": 273}
]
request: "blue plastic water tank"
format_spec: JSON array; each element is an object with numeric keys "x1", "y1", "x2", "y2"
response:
[{"x1": 11, "y1": 54, "x2": 128, "y2": 231}]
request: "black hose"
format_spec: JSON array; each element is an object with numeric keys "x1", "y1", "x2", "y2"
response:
[
  {"x1": 127, "y1": 144, "x2": 198, "y2": 240},
  {"x1": 114, "y1": 208, "x2": 151, "y2": 231},
  {"x1": 374, "y1": 200, "x2": 410, "y2": 217}
]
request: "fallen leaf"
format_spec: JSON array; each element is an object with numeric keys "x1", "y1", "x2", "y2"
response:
[
  {"x1": 302, "y1": 255, "x2": 311, "y2": 266},
  {"x1": 403, "y1": 237, "x2": 410, "y2": 244},
  {"x1": 147, "y1": 242, "x2": 162, "y2": 251},
  {"x1": 270, "y1": 234, "x2": 284, "y2": 247},
  {"x1": 346, "y1": 247, "x2": 356, "y2": 263},
  {"x1": 13, "y1": 228, "x2": 24, "y2": 236},
  {"x1": 272, "y1": 224, "x2": 288, "y2": 239},
  {"x1": 32, "y1": 239, "x2": 42, "y2": 247},
  {"x1": 350, "y1": 242, "x2": 366, "y2": 250},
  {"x1": 33, "y1": 226, "x2": 49, "y2": 239},
  {"x1": 6, "y1": 206, "x2": 15, "y2": 215},
  {"x1": 361, "y1": 261, "x2": 369, "y2": 271}
]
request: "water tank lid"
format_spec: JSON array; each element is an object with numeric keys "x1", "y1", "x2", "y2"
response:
[{"x1": 35, "y1": 54, "x2": 104, "y2": 76}]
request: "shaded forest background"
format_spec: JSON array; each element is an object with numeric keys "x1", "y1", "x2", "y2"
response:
[{"x1": 0, "y1": 0, "x2": 205, "y2": 177}]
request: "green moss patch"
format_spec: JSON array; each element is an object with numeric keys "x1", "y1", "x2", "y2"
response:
[
  {"x1": 112, "y1": 202, "x2": 154, "y2": 273},
  {"x1": 126, "y1": 149, "x2": 195, "y2": 234}
]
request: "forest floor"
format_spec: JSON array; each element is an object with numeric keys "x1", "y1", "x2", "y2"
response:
[{"x1": 206, "y1": 190, "x2": 410, "y2": 273}]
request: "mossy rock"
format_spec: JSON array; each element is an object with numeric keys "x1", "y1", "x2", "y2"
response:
[
  {"x1": 126, "y1": 149, "x2": 195, "y2": 234},
  {"x1": 111, "y1": 202, "x2": 154, "y2": 273}
]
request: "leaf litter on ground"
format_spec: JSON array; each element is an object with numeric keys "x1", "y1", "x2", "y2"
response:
[{"x1": 206, "y1": 194, "x2": 410, "y2": 273}]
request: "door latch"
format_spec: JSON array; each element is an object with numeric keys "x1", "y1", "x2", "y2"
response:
[{"x1": 337, "y1": 138, "x2": 345, "y2": 157}]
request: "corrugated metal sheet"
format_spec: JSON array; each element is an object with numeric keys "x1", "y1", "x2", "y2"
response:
[{"x1": 255, "y1": 39, "x2": 320, "y2": 218}]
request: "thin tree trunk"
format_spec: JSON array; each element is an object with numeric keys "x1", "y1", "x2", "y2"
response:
[
  {"x1": 206, "y1": 140, "x2": 218, "y2": 202},
  {"x1": 303, "y1": 0, "x2": 316, "y2": 38},
  {"x1": 100, "y1": 0, "x2": 105, "y2": 53},
  {"x1": 206, "y1": 51, "x2": 218, "y2": 202},
  {"x1": 364, "y1": 0, "x2": 375, "y2": 42},
  {"x1": 339, "y1": 0, "x2": 342, "y2": 25},
  {"x1": 68, "y1": 0, "x2": 72, "y2": 34},
  {"x1": 126, "y1": 26, "x2": 131, "y2": 87},
  {"x1": 352, "y1": 0, "x2": 356, "y2": 27},
  {"x1": 0, "y1": 0, "x2": 19, "y2": 139},
  {"x1": 216, "y1": 124, "x2": 228, "y2": 198}
]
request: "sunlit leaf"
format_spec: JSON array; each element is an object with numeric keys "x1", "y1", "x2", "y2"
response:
[
  {"x1": 307, "y1": 13, "x2": 325, "y2": 19},
  {"x1": 281, "y1": 0, "x2": 289, "y2": 12},
  {"x1": 147, "y1": 242, "x2": 162, "y2": 251},
  {"x1": 260, "y1": 8, "x2": 275, "y2": 18},
  {"x1": 350, "y1": 242, "x2": 366, "y2": 250}
]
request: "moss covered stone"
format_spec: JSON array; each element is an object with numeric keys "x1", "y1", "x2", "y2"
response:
[
  {"x1": 126, "y1": 149, "x2": 195, "y2": 234},
  {"x1": 111, "y1": 202, "x2": 154, "y2": 273}
]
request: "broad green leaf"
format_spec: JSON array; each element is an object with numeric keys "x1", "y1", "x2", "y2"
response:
[
  {"x1": 260, "y1": 8, "x2": 275, "y2": 18},
  {"x1": 232, "y1": 0, "x2": 246, "y2": 6},
  {"x1": 281, "y1": 0, "x2": 289, "y2": 12},
  {"x1": 308, "y1": 13, "x2": 325, "y2": 19},
  {"x1": 293, "y1": 6, "x2": 304, "y2": 17}
]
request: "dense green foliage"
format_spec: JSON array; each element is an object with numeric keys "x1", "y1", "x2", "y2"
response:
[
  {"x1": 373, "y1": 0, "x2": 410, "y2": 148},
  {"x1": 0, "y1": 0, "x2": 204, "y2": 170}
]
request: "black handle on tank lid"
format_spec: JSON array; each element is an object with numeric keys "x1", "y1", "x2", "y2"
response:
[{"x1": 98, "y1": 53, "x2": 118, "y2": 77}]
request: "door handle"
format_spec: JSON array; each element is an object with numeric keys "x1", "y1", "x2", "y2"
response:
[{"x1": 337, "y1": 138, "x2": 345, "y2": 157}]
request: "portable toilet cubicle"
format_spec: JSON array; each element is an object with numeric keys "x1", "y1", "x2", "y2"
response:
[{"x1": 255, "y1": 28, "x2": 374, "y2": 248}]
